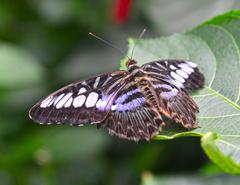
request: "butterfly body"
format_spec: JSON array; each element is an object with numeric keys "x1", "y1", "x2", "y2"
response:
[{"x1": 29, "y1": 59, "x2": 204, "y2": 141}]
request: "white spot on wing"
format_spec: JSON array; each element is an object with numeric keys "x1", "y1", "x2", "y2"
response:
[
  {"x1": 102, "y1": 76, "x2": 112, "y2": 86},
  {"x1": 171, "y1": 80, "x2": 183, "y2": 88},
  {"x1": 170, "y1": 65, "x2": 177, "y2": 70},
  {"x1": 93, "y1": 76, "x2": 100, "y2": 89},
  {"x1": 64, "y1": 97, "x2": 73, "y2": 108},
  {"x1": 82, "y1": 81, "x2": 87, "y2": 85},
  {"x1": 187, "y1": 61, "x2": 197, "y2": 68},
  {"x1": 40, "y1": 96, "x2": 53, "y2": 108},
  {"x1": 47, "y1": 97, "x2": 56, "y2": 107},
  {"x1": 78, "y1": 87, "x2": 87, "y2": 94},
  {"x1": 96, "y1": 99, "x2": 107, "y2": 110},
  {"x1": 56, "y1": 93, "x2": 73, "y2": 109},
  {"x1": 73, "y1": 95, "x2": 86, "y2": 107},
  {"x1": 178, "y1": 63, "x2": 194, "y2": 74},
  {"x1": 156, "y1": 63, "x2": 167, "y2": 70},
  {"x1": 176, "y1": 69, "x2": 189, "y2": 79},
  {"x1": 85, "y1": 92, "x2": 99, "y2": 108},
  {"x1": 170, "y1": 72, "x2": 185, "y2": 83},
  {"x1": 53, "y1": 94, "x2": 65, "y2": 106}
]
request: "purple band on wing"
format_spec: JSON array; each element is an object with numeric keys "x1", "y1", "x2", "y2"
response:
[
  {"x1": 115, "y1": 88, "x2": 140, "y2": 104},
  {"x1": 160, "y1": 88, "x2": 178, "y2": 99},
  {"x1": 154, "y1": 84, "x2": 172, "y2": 90},
  {"x1": 114, "y1": 97, "x2": 145, "y2": 112},
  {"x1": 154, "y1": 84, "x2": 179, "y2": 99}
]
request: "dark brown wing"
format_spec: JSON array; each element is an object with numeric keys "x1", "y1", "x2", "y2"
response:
[
  {"x1": 29, "y1": 71, "x2": 128, "y2": 126},
  {"x1": 142, "y1": 59, "x2": 204, "y2": 91},
  {"x1": 157, "y1": 86, "x2": 199, "y2": 128},
  {"x1": 142, "y1": 59, "x2": 204, "y2": 128},
  {"x1": 99, "y1": 82, "x2": 164, "y2": 141}
]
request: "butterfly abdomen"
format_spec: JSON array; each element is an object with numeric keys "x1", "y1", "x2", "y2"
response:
[{"x1": 136, "y1": 78, "x2": 161, "y2": 114}]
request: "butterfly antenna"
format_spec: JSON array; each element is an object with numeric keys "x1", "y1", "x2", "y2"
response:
[
  {"x1": 89, "y1": 32, "x2": 130, "y2": 60},
  {"x1": 130, "y1": 28, "x2": 146, "y2": 59}
]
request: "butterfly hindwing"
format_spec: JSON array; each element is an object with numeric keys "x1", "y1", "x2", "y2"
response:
[
  {"x1": 155, "y1": 84, "x2": 199, "y2": 128},
  {"x1": 142, "y1": 59, "x2": 204, "y2": 128},
  {"x1": 99, "y1": 82, "x2": 164, "y2": 141},
  {"x1": 29, "y1": 71, "x2": 127, "y2": 126}
]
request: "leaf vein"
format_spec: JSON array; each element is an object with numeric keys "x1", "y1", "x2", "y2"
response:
[
  {"x1": 199, "y1": 113, "x2": 240, "y2": 119},
  {"x1": 206, "y1": 24, "x2": 240, "y2": 104},
  {"x1": 206, "y1": 87, "x2": 240, "y2": 110},
  {"x1": 218, "y1": 139, "x2": 240, "y2": 151},
  {"x1": 191, "y1": 92, "x2": 215, "y2": 98}
]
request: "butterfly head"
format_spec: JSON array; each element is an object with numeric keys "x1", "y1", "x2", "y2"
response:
[
  {"x1": 126, "y1": 59, "x2": 140, "y2": 73},
  {"x1": 126, "y1": 59, "x2": 137, "y2": 67}
]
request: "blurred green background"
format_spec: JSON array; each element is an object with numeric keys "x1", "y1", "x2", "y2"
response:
[{"x1": 0, "y1": 0, "x2": 240, "y2": 185}]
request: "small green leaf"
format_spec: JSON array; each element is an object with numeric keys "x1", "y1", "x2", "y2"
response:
[
  {"x1": 123, "y1": 10, "x2": 240, "y2": 174},
  {"x1": 201, "y1": 132, "x2": 240, "y2": 174}
]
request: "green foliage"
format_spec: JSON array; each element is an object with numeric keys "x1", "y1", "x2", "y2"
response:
[
  {"x1": 0, "y1": 1, "x2": 113, "y2": 184},
  {"x1": 123, "y1": 10, "x2": 240, "y2": 174}
]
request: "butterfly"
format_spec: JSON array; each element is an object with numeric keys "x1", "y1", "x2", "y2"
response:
[{"x1": 29, "y1": 59, "x2": 204, "y2": 142}]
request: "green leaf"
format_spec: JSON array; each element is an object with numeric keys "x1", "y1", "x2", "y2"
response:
[
  {"x1": 123, "y1": 10, "x2": 240, "y2": 174},
  {"x1": 201, "y1": 132, "x2": 240, "y2": 174}
]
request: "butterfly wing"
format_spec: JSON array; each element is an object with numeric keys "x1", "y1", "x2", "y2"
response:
[
  {"x1": 29, "y1": 71, "x2": 128, "y2": 126},
  {"x1": 142, "y1": 59, "x2": 204, "y2": 91},
  {"x1": 142, "y1": 60, "x2": 204, "y2": 128},
  {"x1": 157, "y1": 86, "x2": 199, "y2": 128},
  {"x1": 99, "y1": 81, "x2": 164, "y2": 141}
]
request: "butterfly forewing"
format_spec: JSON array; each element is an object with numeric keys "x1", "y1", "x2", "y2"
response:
[
  {"x1": 142, "y1": 59, "x2": 204, "y2": 91},
  {"x1": 29, "y1": 71, "x2": 128, "y2": 126}
]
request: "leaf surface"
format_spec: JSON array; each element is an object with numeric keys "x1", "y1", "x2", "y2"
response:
[{"x1": 122, "y1": 10, "x2": 240, "y2": 174}]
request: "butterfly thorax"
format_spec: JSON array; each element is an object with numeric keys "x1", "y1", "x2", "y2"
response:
[
  {"x1": 125, "y1": 59, "x2": 160, "y2": 110},
  {"x1": 126, "y1": 59, "x2": 140, "y2": 73}
]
